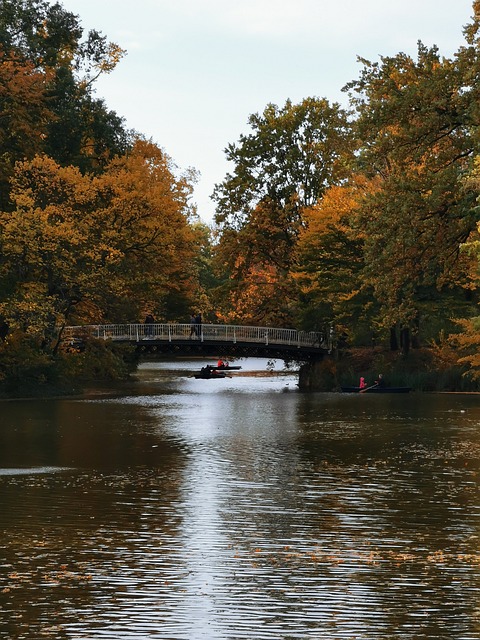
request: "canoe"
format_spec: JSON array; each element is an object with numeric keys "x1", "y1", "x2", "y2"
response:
[{"x1": 341, "y1": 386, "x2": 411, "y2": 393}]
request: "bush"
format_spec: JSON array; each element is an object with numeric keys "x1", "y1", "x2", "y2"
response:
[
  {"x1": 0, "y1": 332, "x2": 138, "y2": 397},
  {"x1": 336, "y1": 346, "x2": 478, "y2": 392},
  {"x1": 58, "y1": 337, "x2": 138, "y2": 382},
  {"x1": 0, "y1": 331, "x2": 60, "y2": 395}
]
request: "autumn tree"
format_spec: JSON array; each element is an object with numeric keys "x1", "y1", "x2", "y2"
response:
[
  {"x1": 212, "y1": 97, "x2": 354, "y2": 325},
  {"x1": 343, "y1": 25, "x2": 480, "y2": 350},
  {"x1": 87, "y1": 139, "x2": 200, "y2": 323},
  {"x1": 293, "y1": 177, "x2": 376, "y2": 338},
  {"x1": 0, "y1": 0, "x2": 129, "y2": 208},
  {"x1": 0, "y1": 139, "x2": 200, "y2": 346}
]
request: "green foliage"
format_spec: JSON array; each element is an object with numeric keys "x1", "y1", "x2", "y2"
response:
[
  {"x1": 5, "y1": 1, "x2": 480, "y2": 391},
  {"x1": 343, "y1": 40, "x2": 480, "y2": 334},
  {"x1": 213, "y1": 97, "x2": 353, "y2": 229},
  {"x1": 212, "y1": 97, "x2": 354, "y2": 324},
  {"x1": 0, "y1": 331, "x2": 138, "y2": 397},
  {"x1": 0, "y1": 330, "x2": 59, "y2": 394},
  {"x1": 58, "y1": 337, "x2": 138, "y2": 382},
  {"x1": 209, "y1": 6, "x2": 480, "y2": 379},
  {"x1": 335, "y1": 346, "x2": 476, "y2": 392},
  {"x1": 0, "y1": 0, "x2": 129, "y2": 211}
]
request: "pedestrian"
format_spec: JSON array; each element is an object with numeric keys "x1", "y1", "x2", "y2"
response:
[
  {"x1": 189, "y1": 313, "x2": 197, "y2": 338},
  {"x1": 144, "y1": 313, "x2": 154, "y2": 338},
  {"x1": 195, "y1": 312, "x2": 202, "y2": 337}
]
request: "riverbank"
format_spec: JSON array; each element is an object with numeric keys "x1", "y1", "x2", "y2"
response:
[
  {"x1": 0, "y1": 335, "x2": 138, "y2": 400},
  {"x1": 299, "y1": 346, "x2": 479, "y2": 392},
  {"x1": 1, "y1": 340, "x2": 477, "y2": 397}
]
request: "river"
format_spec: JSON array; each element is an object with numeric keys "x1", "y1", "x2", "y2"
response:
[{"x1": 1, "y1": 358, "x2": 480, "y2": 640}]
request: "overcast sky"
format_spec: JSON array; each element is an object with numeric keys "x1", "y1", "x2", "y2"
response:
[{"x1": 59, "y1": 0, "x2": 474, "y2": 223}]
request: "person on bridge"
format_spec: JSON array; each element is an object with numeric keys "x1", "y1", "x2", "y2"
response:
[
  {"x1": 195, "y1": 312, "x2": 202, "y2": 336},
  {"x1": 189, "y1": 314, "x2": 196, "y2": 338},
  {"x1": 144, "y1": 313, "x2": 154, "y2": 338}
]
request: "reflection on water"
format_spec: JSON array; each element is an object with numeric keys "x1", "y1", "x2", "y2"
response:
[{"x1": 1, "y1": 359, "x2": 480, "y2": 639}]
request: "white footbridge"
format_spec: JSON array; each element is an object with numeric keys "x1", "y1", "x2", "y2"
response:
[{"x1": 63, "y1": 323, "x2": 331, "y2": 360}]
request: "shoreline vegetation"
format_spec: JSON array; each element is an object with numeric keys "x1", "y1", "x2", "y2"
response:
[
  {"x1": 0, "y1": 335, "x2": 478, "y2": 398},
  {"x1": 0, "y1": 336, "x2": 139, "y2": 400},
  {"x1": 300, "y1": 345, "x2": 480, "y2": 393}
]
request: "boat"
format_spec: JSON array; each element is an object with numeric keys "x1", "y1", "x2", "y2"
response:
[
  {"x1": 194, "y1": 366, "x2": 229, "y2": 379},
  {"x1": 194, "y1": 370, "x2": 228, "y2": 379},
  {"x1": 341, "y1": 386, "x2": 411, "y2": 394},
  {"x1": 214, "y1": 364, "x2": 242, "y2": 370}
]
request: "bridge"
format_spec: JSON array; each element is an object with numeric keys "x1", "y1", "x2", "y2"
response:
[{"x1": 63, "y1": 323, "x2": 331, "y2": 362}]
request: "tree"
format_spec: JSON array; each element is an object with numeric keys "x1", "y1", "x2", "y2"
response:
[
  {"x1": 0, "y1": 49, "x2": 52, "y2": 208},
  {"x1": 0, "y1": 0, "x2": 129, "y2": 209},
  {"x1": 87, "y1": 138, "x2": 200, "y2": 323},
  {"x1": 214, "y1": 97, "x2": 353, "y2": 230},
  {"x1": 212, "y1": 97, "x2": 354, "y2": 325},
  {"x1": 343, "y1": 32, "x2": 480, "y2": 349},
  {"x1": 0, "y1": 139, "x2": 200, "y2": 345},
  {"x1": 293, "y1": 177, "x2": 373, "y2": 338}
]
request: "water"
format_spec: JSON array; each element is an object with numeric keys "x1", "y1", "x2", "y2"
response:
[{"x1": 1, "y1": 359, "x2": 480, "y2": 639}]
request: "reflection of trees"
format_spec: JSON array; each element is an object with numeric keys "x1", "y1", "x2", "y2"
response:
[
  {"x1": 0, "y1": 398, "x2": 188, "y2": 638},
  {"x1": 291, "y1": 393, "x2": 480, "y2": 636}
]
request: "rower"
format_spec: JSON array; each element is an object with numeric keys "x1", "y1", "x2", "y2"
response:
[{"x1": 376, "y1": 373, "x2": 386, "y2": 388}]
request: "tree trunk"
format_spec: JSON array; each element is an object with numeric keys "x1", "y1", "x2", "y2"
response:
[
  {"x1": 390, "y1": 326, "x2": 399, "y2": 351},
  {"x1": 400, "y1": 326, "x2": 410, "y2": 355}
]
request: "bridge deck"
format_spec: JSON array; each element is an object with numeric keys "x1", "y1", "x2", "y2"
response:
[{"x1": 64, "y1": 323, "x2": 330, "y2": 359}]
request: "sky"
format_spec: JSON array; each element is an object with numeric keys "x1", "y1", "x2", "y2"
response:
[{"x1": 59, "y1": 0, "x2": 474, "y2": 224}]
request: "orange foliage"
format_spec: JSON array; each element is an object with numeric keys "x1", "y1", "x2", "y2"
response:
[{"x1": 0, "y1": 140, "x2": 198, "y2": 335}]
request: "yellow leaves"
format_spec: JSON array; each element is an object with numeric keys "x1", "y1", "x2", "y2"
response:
[
  {"x1": 96, "y1": 42, "x2": 126, "y2": 74},
  {"x1": 223, "y1": 262, "x2": 288, "y2": 324},
  {"x1": 447, "y1": 318, "x2": 480, "y2": 379},
  {"x1": 301, "y1": 176, "x2": 374, "y2": 240},
  {"x1": 85, "y1": 244, "x2": 124, "y2": 265},
  {"x1": 0, "y1": 51, "x2": 51, "y2": 146},
  {"x1": 0, "y1": 140, "x2": 199, "y2": 332},
  {"x1": 228, "y1": 542, "x2": 480, "y2": 575},
  {"x1": 293, "y1": 177, "x2": 373, "y2": 315},
  {"x1": 3, "y1": 565, "x2": 93, "y2": 593}
]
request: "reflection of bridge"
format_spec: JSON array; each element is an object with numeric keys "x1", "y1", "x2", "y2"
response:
[{"x1": 64, "y1": 323, "x2": 331, "y2": 361}]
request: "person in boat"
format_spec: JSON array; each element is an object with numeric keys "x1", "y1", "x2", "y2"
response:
[
  {"x1": 376, "y1": 374, "x2": 386, "y2": 388},
  {"x1": 217, "y1": 359, "x2": 225, "y2": 368},
  {"x1": 359, "y1": 376, "x2": 367, "y2": 389}
]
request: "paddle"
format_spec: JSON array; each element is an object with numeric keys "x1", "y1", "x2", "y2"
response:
[{"x1": 360, "y1": 383, "x2": 378, "y2": 394}]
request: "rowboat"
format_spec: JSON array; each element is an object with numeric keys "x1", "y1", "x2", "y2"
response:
[
  {"x1": 341, "y1": 386, "x2": 411, "y2": 393},
  {"x1": 214, "y1": 365, "x2": 242, "y2": 370},
  {"x1": 194, "y1": 370, "x2": 228, "y2": 380}
]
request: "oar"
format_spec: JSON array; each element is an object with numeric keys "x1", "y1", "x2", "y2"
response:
[{"x1": 360, "y1": 383, "x2": 378, "y2": 394}]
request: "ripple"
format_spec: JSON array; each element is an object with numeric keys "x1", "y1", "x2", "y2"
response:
[
  {"x1": 0, "y1": 466, "x2": 72, "y2": 476},
  {"x1": 2, "y1": 372, "x2": 480, "y2": 640}
]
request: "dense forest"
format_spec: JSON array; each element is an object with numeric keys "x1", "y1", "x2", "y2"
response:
[{"x1": 1, "y1": 0, "x2": 480, "y2": 393}]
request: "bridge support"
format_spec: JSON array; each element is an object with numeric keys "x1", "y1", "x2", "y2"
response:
[{"x1": 298, "y1": 356, "x2": 335, "y2": 391}]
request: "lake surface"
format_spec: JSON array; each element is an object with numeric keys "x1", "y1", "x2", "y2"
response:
[{"x1": 1, "y1": 358, "x2": 480, "y2": 640}]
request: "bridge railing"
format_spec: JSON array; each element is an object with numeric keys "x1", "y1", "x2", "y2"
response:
[{"x1": 63, "y1": 323, "x2": 328, "y2": 349}]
